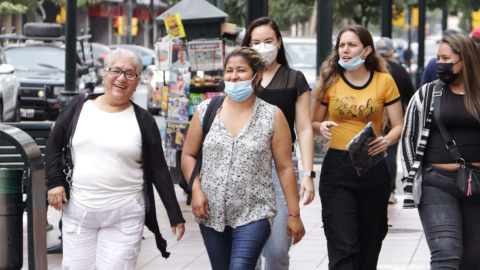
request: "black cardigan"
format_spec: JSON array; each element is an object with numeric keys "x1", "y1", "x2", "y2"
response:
[{"x1": 45, "y1": 93, "x2": 185, "y2": 258}]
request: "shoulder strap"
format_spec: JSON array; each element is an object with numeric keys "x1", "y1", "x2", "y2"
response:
[
  {"x1": 432, "y1": 81, "x2": 464, "y2": 164},
  {"x1": 187, "y1": 95, "x2": 225, "y2": 193}
]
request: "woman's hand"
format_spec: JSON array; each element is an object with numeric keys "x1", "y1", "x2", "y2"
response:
[
  {"x1": 47, "y1": 186, "x2": 67, "y2": 211},
  {"x1": 287, "y1": 216, "x2": 306, "y2": 245},
  {"x1": 368, "y1": 136, "x2": 389, "y2": 156},
  {"x1": 171, "y1": 223, "x2": 185, "y2": 241},
  {"x1": 192, "y1": 190, "x2": 209, "y2": 219},
  {"x1": 319, "y1": 121, "x2": 339, "y2": 140},
  {"x1": 300, "y1": 176, "x2": 315, "y2": 205}
]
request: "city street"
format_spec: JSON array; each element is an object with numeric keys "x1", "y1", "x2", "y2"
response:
[{"x1": 16, "y1": 84, "x2": 432, "y2": 269}]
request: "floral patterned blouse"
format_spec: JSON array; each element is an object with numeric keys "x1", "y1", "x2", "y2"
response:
[{"x1": 195, "y1": 97, "x2": 277, "y2": 232}]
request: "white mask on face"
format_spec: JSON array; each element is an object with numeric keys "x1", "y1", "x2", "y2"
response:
[{"x1": 252, "y1": 43, "x2": 278, "y2": 65}]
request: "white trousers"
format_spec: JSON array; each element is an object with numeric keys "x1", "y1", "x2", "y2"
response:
[{"x1": 62, "y1": 192, "x2": 145, "y2": 270}]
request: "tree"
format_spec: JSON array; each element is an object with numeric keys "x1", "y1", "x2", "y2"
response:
[{"x1": 0, "y1": 1, "x2": 29, "y2": 21}]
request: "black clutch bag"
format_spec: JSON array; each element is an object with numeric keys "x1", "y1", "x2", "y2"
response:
[{"x1": 346, "y1": 122, "x2": 386, "y2": 175}]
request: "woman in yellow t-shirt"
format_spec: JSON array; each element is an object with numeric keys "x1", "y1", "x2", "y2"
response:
[{"x1": 311, "y1": 25, "x2": 404, "y2": 270}]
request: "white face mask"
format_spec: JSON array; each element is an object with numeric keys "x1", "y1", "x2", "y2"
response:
[{"x1": 252, "y1": 43, "x2": 278, "y2": 65}]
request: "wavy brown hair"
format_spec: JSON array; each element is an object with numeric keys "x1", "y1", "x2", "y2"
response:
[
  {"x1": 312, "y1": 25, "x2": 389, "y2": 114},
  {"x1": 441, "y1": 34, "x2": 480, "y2": 123}
]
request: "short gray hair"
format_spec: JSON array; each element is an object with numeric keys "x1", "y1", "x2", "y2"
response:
[{"x1": 99, "y1": 48, "x2": 143, "y2": 78}]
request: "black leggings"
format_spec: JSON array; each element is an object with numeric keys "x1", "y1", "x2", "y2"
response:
[{"x1": 319, "y1": 149, "x2": 391, "y2": 270}]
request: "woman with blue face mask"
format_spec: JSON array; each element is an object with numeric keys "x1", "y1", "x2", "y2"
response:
[
  {"x1": 217, "y1": 17, "x2": 315, "y2": 270},
  {"x1": 311, "y1": 25, "x2": 404, "y2": 269},
  {"x1": 182, "y1": 47, "x2": 306, "y2": 270}
]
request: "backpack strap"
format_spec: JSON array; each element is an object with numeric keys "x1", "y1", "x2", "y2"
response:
[
  {"x1": 187, "y1": 95, "x2": 225, "y2": 194},
  {"x1": 432, "y1": 81, "x2": 464, "y2": 165}
]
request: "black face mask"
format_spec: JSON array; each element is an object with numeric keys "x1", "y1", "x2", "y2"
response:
[{"x1": 436, "y1": 60, "x2": 461, "y2": 84}]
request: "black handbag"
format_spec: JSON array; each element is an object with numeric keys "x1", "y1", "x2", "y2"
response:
[
  {"x1": 179, "y1": 95, "x2": 225, "y2": 203},
  {"x1": 432, "y1": 82, "x2": 480, "y2": 197},
  {"x1": 62, "y1": 92, "x2": 87, "y2": 199}
]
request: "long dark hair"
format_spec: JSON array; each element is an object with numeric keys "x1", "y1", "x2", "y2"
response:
[
  {"x1": 241, "y1": 17, "x2": 289, "y2": 66},
  {"x1": 442, "y1": 34, "x2": 480, "y2": 123}
]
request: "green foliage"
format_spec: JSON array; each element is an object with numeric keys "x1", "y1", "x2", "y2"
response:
[
  {"x1": 49, "y1": 0, "x2": 99, "y2": 10},
  {"x1": 0, "y1": 1, "x2": 28, "y2": 21},
  {"x1": 269, "y1": 0, "x2": 314, "y2": 30}
]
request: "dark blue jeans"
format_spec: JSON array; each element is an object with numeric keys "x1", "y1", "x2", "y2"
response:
[
  {"x1": 419, "y1": 165, "x2": 480, "y2": 270},
  {"x1": 199, "y1": 219, "x2": 270, "y2": 270}
]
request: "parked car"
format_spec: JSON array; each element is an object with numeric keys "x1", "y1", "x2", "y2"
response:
[
  {"x1": 0, "y1": 47, "x2": 20, "y2": 122},
  {"x1": 108, "y1": 44, "x2": 154, "y2": 69},
  {"x1": 1, "y1": 23, "x2": 92, "y2": 121},
  {"x1": 77, "y1": 42, "x2": 110, "y2": 84},
  {"x1": 282, "y1": 37, "x2": 317, "y2": 88}
]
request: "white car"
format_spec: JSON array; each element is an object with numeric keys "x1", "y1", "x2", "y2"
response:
[
  {"x1": 282, "y1": 37, "x2": 318, "y2": 88},
  {"x1": 0, "y1": 47, "x2": 20, "y2": 122}
]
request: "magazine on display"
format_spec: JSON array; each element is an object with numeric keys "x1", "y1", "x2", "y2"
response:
[
  {"x1": 154, "y1": 42, "x2": 172, "y2": 71},
  {"x1": 171, "y1": 43, "x2": 190, "y2": 70},
  {"x1": 167, "y1": 96, "x2": 189, "y2": 122},
  {"x1": 187, "y1": 40, "x2": 223, "y2": 71},
  {"x1": 168, "y1": 68, "x2": 191, "y2": 95},
  {"x1": 166, "y1": 121, "x2": 188, "y2": 150},
  {"x1": 165, "y1": 148, "x2": 177, "y2": 168}
]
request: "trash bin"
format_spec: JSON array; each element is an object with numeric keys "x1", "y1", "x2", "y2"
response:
[{"x1": 0, "y1": 169, "x2": 24, "y2": 270}]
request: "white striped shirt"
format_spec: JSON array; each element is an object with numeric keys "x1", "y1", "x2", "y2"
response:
[{"x1": 400, "y1": 82, "x2": 435, "y2": 208}]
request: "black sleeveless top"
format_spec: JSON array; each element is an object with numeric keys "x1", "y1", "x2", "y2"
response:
[
  {"x1": 218, "y1": 66, "x2": 310, "y2": 143},
  {"x1": 424, "y1": 85, "x2": 480, "y2": 163}
]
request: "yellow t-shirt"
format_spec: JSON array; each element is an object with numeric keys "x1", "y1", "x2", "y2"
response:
[{"x1": 321, "y1": 71, "x2": 400, "y2": 150}]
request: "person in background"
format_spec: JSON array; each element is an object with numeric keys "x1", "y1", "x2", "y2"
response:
[
  {"x1": 420, "y1": 29, "x2": 459, "y2": 87},
  {"x1": 46, "y1": 48, "x2": 185, "y2": 269},
  {"x1": 242, "y1": 17, "x2": 315, "y2": 270},
  {"x1": 172, "y1": 48, "x2": 191, "y2": 70},
  {"x1": 312, "y1": 25, "x2": 404, "y2": 270},
  {"x1": 182, "y1": 47, "x2": 305, "y2": 270},
  {"x1": 470, "y1": 26, "x2": 480, "y2": 50},
  {"x1": 376, "y1": 37, "x2": 416, "y2": 204},
  {"x1": 401, "y1": 33, "x2": 480, "y2": 270}
]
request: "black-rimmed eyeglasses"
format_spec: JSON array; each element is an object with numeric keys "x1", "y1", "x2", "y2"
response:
[{"x1": 105, "y1": 68, "x2": 139, "y2": 81}]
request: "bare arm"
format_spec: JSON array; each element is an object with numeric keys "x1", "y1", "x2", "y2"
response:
[
  {"x1": 272, "y1": 108, "x2": 305, "y2": 244},
  {"x1": 181, "y1": 111, "x2": 209, "y2": 219},
  {"x1": 368, "y1": 101, "x2": 404, "y2": 155},
  {"x1": 295, "y1": 91, "x2": 315, "y2": 205},
  {"x1": 312, "y1": 103, "x2": 338, "y2": 139}
]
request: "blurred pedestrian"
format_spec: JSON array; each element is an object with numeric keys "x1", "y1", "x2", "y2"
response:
[
  {"x1": 376, "y1": 37, "x2": 416, "y2": 204},
  {"x1": 401, "y1": 34, "x2": 480, "y2": 269},
  {"x1": 312, "y1": 25, "x2": 404, "y2": 270},
  {"x1": 182, "y1": 47, "x2": 305, "y2": 270},
  {"x1": 470, "y1": 26, "x2": 480, "y2": 50},
  {"x1": 239, "y1": 17, "x2": 315, "y2": 270},
  {"x1": 46, "y1": 48, "x2": 185, "y2": 269},
  {"x1": 420, "y1": 29, "x2": 459, "y2": 87}
]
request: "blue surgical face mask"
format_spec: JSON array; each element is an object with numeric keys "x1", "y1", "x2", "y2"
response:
[
  {"x1": 224, "y1": 74, "x2": 257, "y2": 102},
  {"x1": 338, "y1": 49, "x2": 366, "y2": 71}
]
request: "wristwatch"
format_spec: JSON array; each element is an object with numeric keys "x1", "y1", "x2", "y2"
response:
[{"x1": 303, "y1": 171, "x2": 316, "y2": 178}]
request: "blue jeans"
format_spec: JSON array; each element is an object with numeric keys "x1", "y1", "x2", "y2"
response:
[
  {"x1": 419, "y1": 165, "x2": 480, "y2": 270},
  {"x1": 256, "y1": 152, "x2": 300, "y2": 270},
  {"x1": 200, "y1": 219, "x2": 271, "y2": 270}
]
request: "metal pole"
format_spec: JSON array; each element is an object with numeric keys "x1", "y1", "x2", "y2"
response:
[
  {"x1": 127, "y1": 0, "x2": 133, "y2": 44},
  {"x1": 317, "y1": 0, "x2": 333, "y2": 76},
  {"x1": 245, "y1": 0, "x2": 268, "y2": 28},
  {"x1": 416, "y1": 0, "x2": 426, "y2": 88},
  {"x1": 58, "y1": 0, "x2": 78, "y2": 109},
  {"x1": 217, "y1": 0, "x2": 225, "y2": 11},
  {"x1": 442, "y1": 6, "x2": 448, "y2": 32},
  {"x1": 381, "y1": 0, "x2": 393, "y2": 38},
  {"x1": 149, "y1": 0, "x2": 154, "y2": 47}
]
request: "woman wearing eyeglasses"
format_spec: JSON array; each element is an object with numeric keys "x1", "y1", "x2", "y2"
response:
[
  {"x1": 45, "y1": 48, "x2": 186, "y2": 269},
  {"x1": 240, "y1": 17, "x2": 315, "y2": 269}
]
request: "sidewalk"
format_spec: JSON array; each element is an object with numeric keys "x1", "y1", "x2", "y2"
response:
[{"x1": 26, "y1": 165, "x2": 430, "y2": 270}]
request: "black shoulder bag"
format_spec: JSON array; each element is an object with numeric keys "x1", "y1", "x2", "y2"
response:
[
  {"x1": 62, "y1": 92, "x2": 86, "y2": 199},
  {"x1": 433, "y1": 82, "x2": 480, "y2": 197},
  {"x1": 179, "y1": 95, "x2": 225, "y2": 203}
]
